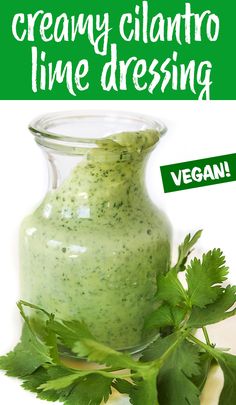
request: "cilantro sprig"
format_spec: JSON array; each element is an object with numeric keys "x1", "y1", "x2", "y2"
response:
[{"x1": 1, "y1": 231, "x2": 236, "y2": 405}]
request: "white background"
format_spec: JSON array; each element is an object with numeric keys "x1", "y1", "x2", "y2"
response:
[{"x1": 0, "y1": 100, "x2": 235, "y2": 403}]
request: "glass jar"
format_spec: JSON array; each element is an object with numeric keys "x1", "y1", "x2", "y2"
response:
[{"x1": 19, "y1": 110, "x2": 171, "y2": 353}]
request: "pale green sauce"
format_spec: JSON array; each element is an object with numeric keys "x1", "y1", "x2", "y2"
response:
[{"x1": 20, "y1": 130, "x2": 171, "y2": 350}]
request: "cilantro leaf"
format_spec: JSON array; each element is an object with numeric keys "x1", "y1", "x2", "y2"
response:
[
  {"x1": 148, "y1": 231, "x2": 203, "y2": 331},
  {"x1": 144, "y1": 304, "x2": 174, "y2": 330},
  {"x1": 38, "y1": 384, "x2": 74, "y2": 403},
  {"x1": 44, "y1": 317, "x2": 61, "y2": 364},
  {"x1": 186, "y1": 249, "x2": 228, "y2": 308},
  {"x1": 129, "y1": 376, "x2": 159, "y2": 405},
  {"x1": 141, "y1": 333, "x2": 181, "y2": 362},
  {"x1": 39, "y1": 366, "x2": 107, "y2": 393},
  {"x1": 40, "y1": 373, "x2": 82, "y2": 391},
  {"x1": 142, "y1": 336, "x2": 200, "y2": 405},
  {"x1": 113, "y1": 376, "x2": 159, "y2": 405},
  {"x1": 17, "y1": 300, "x2": 60, "y2": 365},
  {"x1": 154, "y1": 231, "x2": 203, "y2": 311},
  {"x1": 157, "y1": 341, "x2": 201, "y2": 405},
  {"x1": 144, "y1": 304, "x2": 186, "y2": 331},
  {"x1": 72, "y1": 338, "x2": 141, "y2": 371},
  {"x1": 190, "y1": 352, "x2": 213, "y2": 392},
  {"x1": 158, "y1": 368, "x2": 200, "y2": 405},
  {"x1": 49, "y1": 319, "x2": 94, "y2": 349},
  {"x1": 163, "y1": 340, "x2": 201, "y2": 378},
  {"x1": 156, "y1": 270, "x2": 187, "y2": 306},
  {"x1": 63, "y1": 374, "x2": 112, "y2": 405},
  {"x1": 187, "y1": 285, "x2": 236, "y2": 328},
  {"x1": 21, "y1": 367, "x2": 49, "y2": 393},
  {"x1": 173, "y1": 230, "x2": 202, "y2": 272},
  {"x1": 0, "y1": 324, "x2": 51, "y2": 377},
  {"x1": 217, "y1": 352, "x2": 236, "y2": 405},
  {"x1": 22, "y1": 366, "x2": 112, "y2": 404},
  {"x1": 22, "y1": 367, "x2": 75, "y2": 402},
  {"x1": 112, "y1": 378, "x2": 134, "y2": 395},
  {"x1": 190, "y1": 339, "x2": 236, "y2": 405}
]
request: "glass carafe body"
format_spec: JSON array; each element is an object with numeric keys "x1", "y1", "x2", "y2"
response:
[{"x1": 19, "y1": 111, "x2": 171, "y2": 352}]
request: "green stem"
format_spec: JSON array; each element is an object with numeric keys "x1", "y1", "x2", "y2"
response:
[
  {"x1": 18, "y1": 300, "x2": 51, "y2": 318},
  {"x1": 66, "y1": 332, "x2": 188, "y2": 382},
  {"x1": 202, "y1": 327, "x2": 211, "y2": 346},
  {"x1": 189, "y1": 334, "x2": 216, "y2": 357},
  {"x1": 95, "y1": 370, "x2": 135, "y2": 379},
  {"x1": 65, "y1": 363, "x2": 139, "y2": 380},
  {"x1": 46, "y1": 318, "x2": 61, "y2": 365},
  {"x1": 71, "y1": 368, "x2": 137, "y2": 380}
]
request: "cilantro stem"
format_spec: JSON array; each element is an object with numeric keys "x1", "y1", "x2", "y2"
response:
[
  {"x1": 188, "y1": 334, "x2": 215, "y2": 356},
  {"x1": 68, "y1": 367, "x2": 136, "y2": 380},
  {"x1": 93, "y1": 370, "x2": 134, "y2": 379},
  {"x1": 18, "y1": 300, "x2": 51, "y2": 318},
  {"x1": 202, "y1": 327, "x2": 211, "y2": 346}
]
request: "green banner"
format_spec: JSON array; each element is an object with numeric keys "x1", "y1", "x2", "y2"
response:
[
  {"x1": 0, "y1": 0, "x2": 235, "y2": 100},
  {"x1": 160, "y1": 153, "x2": 236, "y2": 193}
]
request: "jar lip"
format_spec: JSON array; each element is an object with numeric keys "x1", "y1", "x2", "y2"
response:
[{"x1": 29, "y1": 110, "x2": 167, "y2": 153}]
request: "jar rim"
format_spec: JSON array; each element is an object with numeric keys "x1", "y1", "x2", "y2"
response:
[{"x1": 29, "y1": 110, "x2": 167, "y2": 153}]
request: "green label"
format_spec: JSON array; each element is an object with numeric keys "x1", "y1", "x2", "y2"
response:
[
  {"x1": 0, "y1": 0, "x2": 235, "y2": 100},
  {"x1": 160, "y1": 154, "x2": 236, "y2": 193}
]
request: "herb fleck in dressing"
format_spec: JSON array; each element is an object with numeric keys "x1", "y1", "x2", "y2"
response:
[{"x1": 20, "y1": 130, "x2": 171, "y2": 350}]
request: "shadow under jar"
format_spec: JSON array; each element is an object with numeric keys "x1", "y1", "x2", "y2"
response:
[{"x1": 19, "y1": 110, "x2": 171, "y2": 354}]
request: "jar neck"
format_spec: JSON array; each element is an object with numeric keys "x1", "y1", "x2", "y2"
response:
[{"x1": 40, "y1": 151, "x2": 150, "y2": 218}]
